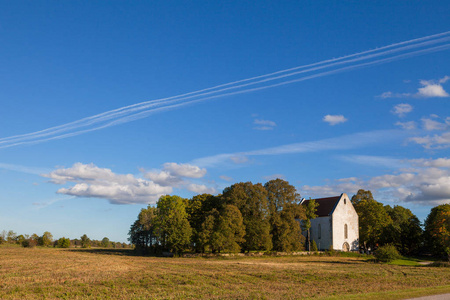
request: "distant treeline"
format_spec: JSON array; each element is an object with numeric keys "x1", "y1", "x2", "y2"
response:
[
  {"x1": 0, "y1": 231, "x2": 131, "y2": 249},
  {"x1": 129, "y1": 180, "x2": 450, "y2": 260}
]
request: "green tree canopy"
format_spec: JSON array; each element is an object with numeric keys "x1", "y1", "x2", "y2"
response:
[
  {"x1": 80, "y1": 234, "x2": 91, "y2": 248},
  {"x1": 101, "y1": 237, "x2": 110, "y2": 248},
  {"x1": 223, "y1": 182, "x2": 272, "y2": 252},
  {"x1": 352, "y1": 193, "x2": 392, "y2": 251},
  {"x1": 39, "y1": 231, "x2": 53, "y2": 247},
  {"x1": 424, "y1": 204, "x2": 450, "y2": 259},
  {"x1": 264, "y1": 179, "x2": 304, "y2": 252},
  {"x1": 302, "y1": 199, "x2": 318, "y2": 252},
  {"x1": 383, "y1": 205, "x2": 423, "y2": 255},
  {"x1": 186, "y1": 193, "x2": 222, "y2": 252},
  {"x1": 57, "y1": 237, "x2": 71, "y2": 248},
  {"x1": 351, "y1": 189, "x2": 374, "y2": 206},
  {"x1": 156, "y1": 195, "x2": 192, "y2": 254}
]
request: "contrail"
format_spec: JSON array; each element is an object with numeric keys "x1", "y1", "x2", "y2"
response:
[{"x1": 1, "y1": 31, "x2": 449, "y2": 149}]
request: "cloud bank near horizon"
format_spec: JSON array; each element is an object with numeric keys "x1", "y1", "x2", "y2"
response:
[
  {"x1": 42, "y1": 162, "x2": 214, "y2": 204},
  {"x1": 303, "y1": 156, "x2": 450, "y2": 206}
]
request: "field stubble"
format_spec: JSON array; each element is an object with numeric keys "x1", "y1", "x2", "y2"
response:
[{"x1": 0, "y1": 247, "x2": 449, "y2": 299}]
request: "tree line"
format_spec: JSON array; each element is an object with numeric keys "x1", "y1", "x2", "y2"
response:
[
  {"x1": 0, "y1": 231, "x2": 130, "y2": 249},
  {"x1": 129, "y1": 181, "x2": 449, "y2": 259},
  {"x1": 352, "y1": 189, "x2": 449, "y2": 259},
  {"x1": 129, "y1": 179, "x2": 306, "y2": 254}
]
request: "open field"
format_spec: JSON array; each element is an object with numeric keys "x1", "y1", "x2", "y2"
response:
[{"x1": 0, "y1": 247, "x2": 449, "y2": 299}]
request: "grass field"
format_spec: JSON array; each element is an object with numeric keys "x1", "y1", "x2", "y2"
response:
[{"x1": 0, "y1": 247, "x2": 449, "y2": 299}]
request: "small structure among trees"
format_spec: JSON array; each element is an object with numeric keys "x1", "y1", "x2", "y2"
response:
[{"x1": 301, "y1": 193, "x2": 359, "y2": 252}]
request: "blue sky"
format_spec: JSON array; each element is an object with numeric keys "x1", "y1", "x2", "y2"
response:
[{"x1": 1, "y1": 1, "x2": 449, "y2": 242}]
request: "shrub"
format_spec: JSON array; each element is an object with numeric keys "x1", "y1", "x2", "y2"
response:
[
  {"x1": 57, "y1": 237, "x2": 71, "y2": 248},
  {"x1": 311, "y1": 240, "x2": 318, "y2": 252},
  {"x1": 22, "y1": 238, "x2": 37, "y2": 248},
  {"x1": 374, "y1": 244, "x2": 400, "y2": 262},
  {"x1": 325, "y1": 246, "x2": 341, "y2": 257}
]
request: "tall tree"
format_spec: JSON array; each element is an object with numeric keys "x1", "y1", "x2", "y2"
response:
[
  {"x1": 264, "y1": 179, "x2": 304, "y2": 252},
  {"x1": 351, "y1": 189, "x2": 374, "y2": 206},
  {"x1": 223, "y1": 182, "x2": 272, "y2": 252},
  {"x1": 156, "y1": 195, "x2": 192, "y2": 254},
  {"x1": 424, "y1": 204, "x2": 450, "y2": 260},
  {"x1": 39, "y1": 231, "x2": 53, "y2": 247},
  {"x1": 186, "y1": 193, "x2": 221, "y2": 252},
  {"x1": 352, "y1": 192, "x2": 392, "y2": 251},
  {"x1": 207, "y1": 205, "x2": 246, "y2": 253},
  {"x1": 7, "y1": 230, "x2": 17, "y2": 244},
  {"x1": 302, "y1": 199, "x2": 318, "y2": 252},
  {"x1": 80, "y1": 234, "x2": 91, "y2": 248},
  {"x1": 383, "y1": 205, "x2": 423, "y2": 255},
  {"x1": 101, "y1": 237, "x2": 110, "y2": 248}
]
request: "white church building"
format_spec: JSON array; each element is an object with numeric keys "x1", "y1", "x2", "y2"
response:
[{"x1": 301, "y1": 193, "x2": 359, "y2": 252}]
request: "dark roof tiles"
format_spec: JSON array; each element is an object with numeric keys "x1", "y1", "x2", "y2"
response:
[{"x1": 302, "y1": 195, "x2": 341, "y2": 217}]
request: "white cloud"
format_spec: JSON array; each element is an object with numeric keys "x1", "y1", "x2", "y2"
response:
[
  {"x1": 162, "y1": 162, "x2": 206, "y2": 178},
  {"x1": 410, "y1": 132, "x2": 450, "y2": 150},
  {"x1": 395, "y1": 121, "x2": 417, "y2": 130},
  {"x1": 421, "y1": 118, "x2": 448, "y2": 131},
  {"x1": 417, "y1": 83, "x2": 449, "y2": 98},
  {"x1": 408, "y1": 158, "x2": 450, "y2": 168},
  {"x1": 368, "y1": 167, "x2": 450, "y2": 205},
  {"x1": 144, "y1": 170, "x2": 183, "y2": 187},
  {"x1": 323, "y1": 115, "x2": 347, "y2": 126},
  {"x1": 302, "y1": 157, "x2": 450, "y2": 205},
  {"x1": 43, "y1": 162, "x2": 214, "y2": 204},
  {"x1": 253, "y1": 118, "x2": 276, "y2": 130},
  {"x1": 439, "y1": 76, "x2": 450, "y2": 84},
  {"x1": 379, "y1": 76, "x2": 450, "y2": 99},
  {"x1": 391, "y1": 103, "x2": 413, "y2": 117},
  {"x1": 43, "y1": 163, "x2": 172, "y2": 204},
  {"x1": 186, "y1": 184, "x2": 216, "y2": 194},
  {"x1": 409, "y1": 115, "x2": 450, "y2": 149}
]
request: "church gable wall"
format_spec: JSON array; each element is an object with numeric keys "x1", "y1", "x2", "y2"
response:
[{"x1": 331, "y1": 194, "x2": 359, "y2": 251}]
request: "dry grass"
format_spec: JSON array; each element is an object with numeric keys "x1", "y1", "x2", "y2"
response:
[{"x1": 0, "y1": 247, "x2": 449, "y2": 299}]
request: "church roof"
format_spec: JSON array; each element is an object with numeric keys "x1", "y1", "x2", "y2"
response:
[{"x1": 301, "y1": 195, "x2": 341, "y2": 217}]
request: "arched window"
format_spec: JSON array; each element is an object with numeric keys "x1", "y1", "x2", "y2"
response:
[
  {"x1": 318, "y1": 224, "x2": 321, "y2": 239},
  {"x1": 344, "y1": 198, "x2": 347, "y2": 204},
  {"x1": 344, "y1": 224, "x2": 348, "y2": 239}
]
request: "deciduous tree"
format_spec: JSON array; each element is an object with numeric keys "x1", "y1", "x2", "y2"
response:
[
  {"x1": 302, "y1": 199, "x2": 318, "y2": 252},
  {"x1": 264, "y1": 178, "x2": 304, "y2": 252},
  {"x1": 352, "y1": 191, "x2": 392, "y2": 251},
  {"x1": 223, "y1": 182, "x2": 272, "y2": 252},
  {"x1": 80, "y1": 234, "x2": 91, "y2": 248},
  {"x1": 383, "y1": 205, "x2": 423, "y2": 255},
  {"x1": 39, "y1": 231, "x2": 53, "y2": 247},
  {"x1": 424, "y1": 204, "x2": 450, "y2": 260},
  {"x1": 156, "y1": 195, "x2": 192, "y2": 254}
]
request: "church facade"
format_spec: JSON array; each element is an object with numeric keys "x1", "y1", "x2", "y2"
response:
[{"x1": 301, "y1": 193, "x2": 359, "y2": 251}]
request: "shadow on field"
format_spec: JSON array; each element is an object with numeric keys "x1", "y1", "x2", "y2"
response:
[
  {"x1": 69, "y1": 248, "x2": 139, "y2": 257},
  {"x1": 304, "y1": 260, "x2": 361, "y2": 265}
]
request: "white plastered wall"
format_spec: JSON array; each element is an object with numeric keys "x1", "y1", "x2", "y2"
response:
[
  {"x1": 331, "y1": 194, "x2": 359, "y2": 251},
  {"x1": 310, "y1": 216, "x2": 332, "y2": 251}
]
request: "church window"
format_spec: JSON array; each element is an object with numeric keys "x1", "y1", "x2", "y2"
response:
[
  {"x1": 344, "y1": 224, "x2": 348, "y2": 239},
  {"x1": 318, "y1": 224, "x2": 321, "y2": 239},
  {"x1": 344, "y1": 198, "x2": 347, "y2": 204}
]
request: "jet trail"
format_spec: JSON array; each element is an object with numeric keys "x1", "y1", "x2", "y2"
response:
[{"x1": 1, "y1": 31, "x2": 449, "y2": 149}]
